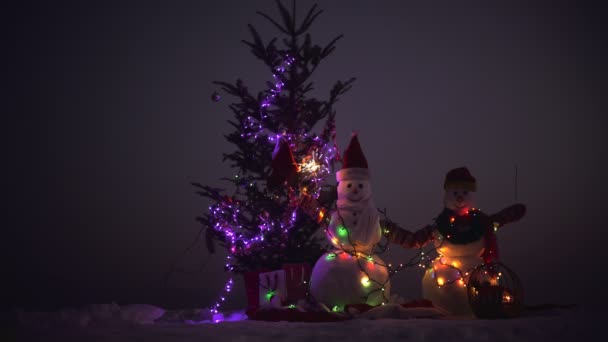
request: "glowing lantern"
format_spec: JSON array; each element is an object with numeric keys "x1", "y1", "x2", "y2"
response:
[{"x1": 467, "y1": 262, "x2": 524, "y2": 319}]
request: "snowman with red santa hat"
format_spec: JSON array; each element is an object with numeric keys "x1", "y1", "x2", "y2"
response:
[
  {"x1": 308, "y1": 133, "x2": 390, "y2": 311},
  {"x1": 385, "y1": 167, "x2": 526, "y2": 316}
]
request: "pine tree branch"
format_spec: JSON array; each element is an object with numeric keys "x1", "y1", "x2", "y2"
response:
[{"x1": 256, "y1": 11, "x2": 289, "y2": 34}]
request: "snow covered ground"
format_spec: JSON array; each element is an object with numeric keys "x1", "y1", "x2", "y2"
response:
[{"x1": 11, "y1": 304, "x2": 597, "y2": 342}]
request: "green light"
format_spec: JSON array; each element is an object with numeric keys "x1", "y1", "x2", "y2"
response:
[
  {"x1": 288, "y1": 304, "x2": 296, "y2": 309},
  {"x1": 337, "y1": 226, "x2": 348, "y2": 237},
  {"x1": 265, "y1": 290, "x2": 275, "y2": 301},
  {"x1": 366, "y1": 256, "x2": 374, "y2": 262},
  {"x1": 332, "y1": 305, "x2": 343, "y2": 312},
  {"x1": 325, "y1": 253, "x2": 336, "y2": 261}
]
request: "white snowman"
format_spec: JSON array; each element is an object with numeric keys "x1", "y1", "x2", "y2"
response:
[
  {"x1": 308, "y1": 134, "x2": 390, "y2": 310},
  {"x1": 386, "y1": 167, "x2": 525, "y2": 316}
]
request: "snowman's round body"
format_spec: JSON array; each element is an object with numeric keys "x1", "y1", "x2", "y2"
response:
[
  {"x1": 310, "y1": 251, "x2": 390, "y2": 309},
  {"x1": 309, "y1": 173, "x2": 390, "y2": 309},
  {"x1": 422, "y1": 233, "x2": 485, "y2": 316}
]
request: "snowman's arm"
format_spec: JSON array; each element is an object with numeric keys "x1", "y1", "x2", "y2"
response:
[
  {"x1": 298, "y1": 193, "x2": 330, "y2": 226},
  {"x1": 383, "y1": 221, "x2": 434, "y2": 249},
  {"x1": 489, "y1": 203, "x2": 526, "y2": 229}
]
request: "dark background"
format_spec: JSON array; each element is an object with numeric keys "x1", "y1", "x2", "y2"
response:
[{"x1": 3, "y1": 0, "x2": 607, "y2": 311}]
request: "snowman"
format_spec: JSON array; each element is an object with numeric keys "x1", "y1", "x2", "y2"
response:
[
  {"x1": 308, "y1": 134, "x2": 390, "y2": 310},
  {"x1": 385, "y1": 167, "x2": 525, "y2": 316}
]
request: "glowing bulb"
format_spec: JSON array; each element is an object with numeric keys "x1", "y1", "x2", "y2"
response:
[
  {"x1": 450, "y1": 217, "x2": 455, "y2": 223},
  {"x1": 317, "y1": 209, "x2": 325, "y2": 222},
  {"x1": 437, "y1": 277, "x2": 445, "y2": 286},
  {"x1": 337, "y1": 226, "x2": 348, "y2": 237},
  {"x1": 265, "y1": 290, "x2": 275, "y2": 302},
  {"x1": 326, "y1": 253, "x2": 336, "y2": 261},
  {"x1": 361, "y1": 276, "x2": 371, "y2": 287},
  {"x1": 331, "y1": 237, "x2": 339, "y2": 245},
  {"x1": 503, "y1": 291, "x2": 513, "y2": 303},
  {"x1": 452, "y1": 261, "x2": 460, "y2": 268}
]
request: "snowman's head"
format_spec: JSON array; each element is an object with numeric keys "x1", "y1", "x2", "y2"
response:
[
  {"x1": 337, "y1": 178, "x2": 372, "y2": 203},
  {"x1": 443, "y1": 188, "x2": 475, "y2": 215}
]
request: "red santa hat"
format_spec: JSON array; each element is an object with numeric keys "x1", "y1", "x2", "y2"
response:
[
  {"x1": 268, "y1": 138, "x2": 299, "y2": 187},
  {"x1": 443, "y1": 167, "x2": 477, "y2": 191},
  {"x1": 336, "y1": 133, "x2": 370, "y2": 182}
]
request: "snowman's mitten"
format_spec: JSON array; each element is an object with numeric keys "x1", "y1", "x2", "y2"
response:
[
  {"x1": 489, "y1": 204, "x2": 526, "y2": 228},
  {"x1": 384, "y1": 222, "x2": 412, "y2": 247}
]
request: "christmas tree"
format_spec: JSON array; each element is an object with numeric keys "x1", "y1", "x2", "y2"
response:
[{"x1": 193, "y1": 0, "x2": 355, "y2": 277}]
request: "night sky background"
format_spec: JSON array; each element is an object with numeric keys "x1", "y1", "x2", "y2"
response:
[{"x1": 4, "y1": 0, "x2": 607, "y2": 311}]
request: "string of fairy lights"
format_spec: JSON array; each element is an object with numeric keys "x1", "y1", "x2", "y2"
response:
[
  {"x1": 208, "y1": 54, "x2": 339, "y2": 320},
  {"x1": 296, "y1": 206, "x2": 502, "y2": 310}
]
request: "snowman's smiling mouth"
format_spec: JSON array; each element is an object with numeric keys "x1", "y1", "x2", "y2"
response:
[{"x1": 347, "y1": 195, "x2": 363, "y2": 202}]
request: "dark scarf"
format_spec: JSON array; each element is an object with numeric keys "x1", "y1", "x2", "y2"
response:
[{"x1": 434, "y1": 208, "x2": 491, "y2": 245}]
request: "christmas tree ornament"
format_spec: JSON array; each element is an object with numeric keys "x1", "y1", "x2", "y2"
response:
[
  {"x1": 386, "y1": 167, "x2": 526, "y2": 317},
  {"x1": 309, "y1": 133, "x2": 390, "y2": 309},
  {"x1": 211, "y1": 91, "x2": 221, "y2": 102}
]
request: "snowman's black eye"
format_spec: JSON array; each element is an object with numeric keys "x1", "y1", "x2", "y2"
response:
[
  {"x1": 358, "y1": 184, "x2": 363, "y2": 189},
  {"x1": 347, "y1": 183, "x2": 352, "y2": 188}
]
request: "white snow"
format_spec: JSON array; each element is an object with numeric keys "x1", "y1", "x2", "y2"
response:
[{"x1": 12, "y1": 304, "x2": 596, "y2": 342}]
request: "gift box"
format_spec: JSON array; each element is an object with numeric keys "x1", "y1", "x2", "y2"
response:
[
  {"x1": 258, "y1": 269, "x2": 286, "y2": 307},
  {"x1": 244, "y1": 263, "x2": 312, "y2": 309}
]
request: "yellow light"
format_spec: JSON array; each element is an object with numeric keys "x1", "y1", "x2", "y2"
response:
[
  {"x1": 331, "y1": 237, "x2": 339, "y2": 245},
  {"x1": 300, "y1": 157, "x2": 321, "y2": 174},
  {"x1": 317, "y1": 209, "x2": 325, "y2": 222},
  {"x1": 458, "y1": 279, "x2": 465, "y2": 286},
  {"x1": 452, "y1": 261, "x2": 460, "y2": 268},
  {"x1": 437, "y1": 277, "x2": 445, "y2": 286},
  {"x1": 361, "y1": 276, "x2": 371, "y2": 287}
]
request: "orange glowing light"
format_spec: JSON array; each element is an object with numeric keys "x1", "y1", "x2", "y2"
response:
[
  {"x1": 502, "y1": 291, "x2": 513, "y2": 303},
  {"x1": 317, "y1": 209, "x2": 325, "y2": 222},
  {"x1": 450, "y1": 217, "x2": 455, "y2": 223},
  {"x1": 331, "y1": 237, "x2": 339, "y2": 245},
  {"x1": 437, "y1": 277, "x2": 445, "y2": 286},
  {"x1": 452, "y1": 261, "x2": 460, "y2": 268}
]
